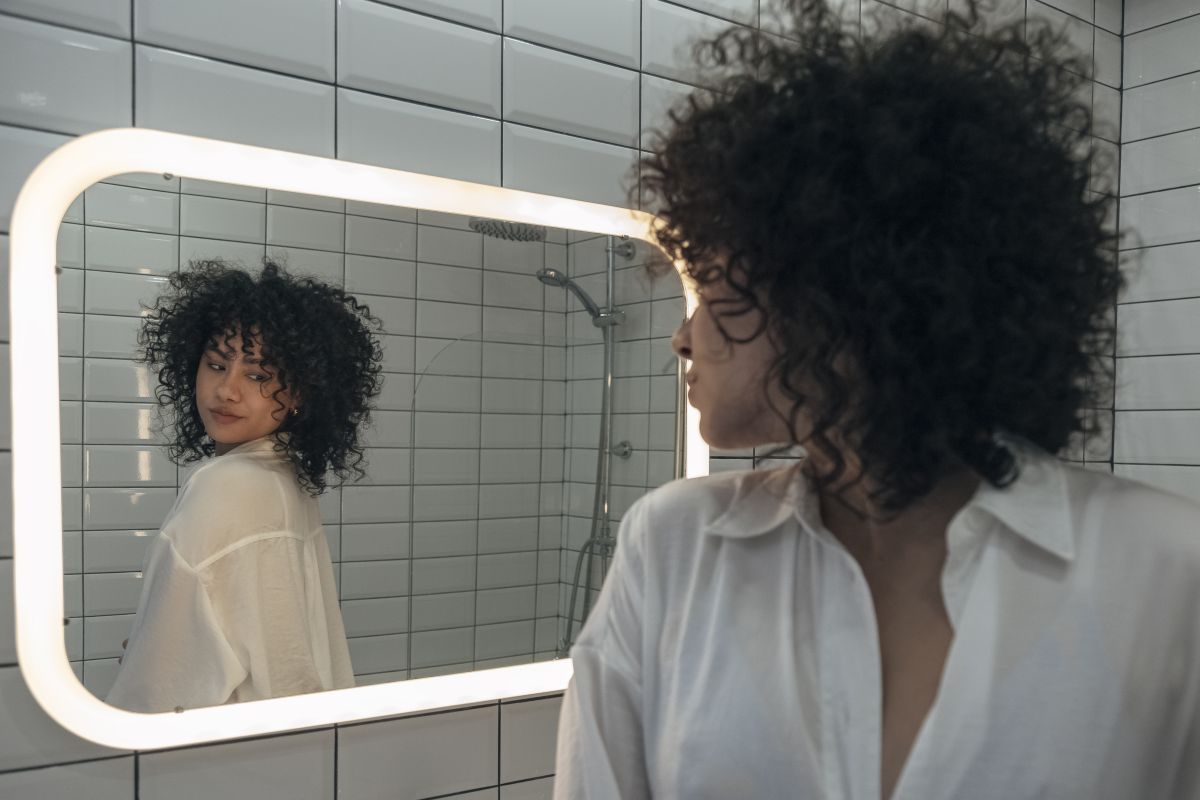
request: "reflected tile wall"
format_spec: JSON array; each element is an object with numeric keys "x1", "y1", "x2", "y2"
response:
[
  {"x1": 1117, "y1": 2, "x2": 1200, "y2": 502},
  {"x1": 57, "y1": 179, "x2": 581, "y2": 691}
]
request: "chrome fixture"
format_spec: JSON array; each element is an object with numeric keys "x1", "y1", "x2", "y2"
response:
[
  {"x1": 558, "y1": 235, "x2": 636, "y2": 656},
  {"x1": 467, "y1": 217, "x2": 547, "y2": 242},
  {"x1": 535, "y1": 268, "x2": 625, "y2": 328}
]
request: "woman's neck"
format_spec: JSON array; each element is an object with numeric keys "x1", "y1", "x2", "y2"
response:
[{"x1": 816, "y1": 466, "x2": 981, "y2": 564}]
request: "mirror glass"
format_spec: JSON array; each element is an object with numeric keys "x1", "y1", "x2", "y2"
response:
[{"x1": 54, "y1": 173, "x2": 685, "y2": 711}]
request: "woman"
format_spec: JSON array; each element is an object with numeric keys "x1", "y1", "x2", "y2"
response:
[
  {"x1": 106, "y1": 260, "x2": 383, "y2": 713},
  {"x1": 555, "y1": 2, "x2": 1200, "y2": 798}
]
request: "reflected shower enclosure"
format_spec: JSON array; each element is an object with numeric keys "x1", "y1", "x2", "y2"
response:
[{"x1": 57, "y1": 174, "x2": 686, "y2": 700}]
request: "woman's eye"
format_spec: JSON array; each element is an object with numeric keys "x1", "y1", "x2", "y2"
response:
[
  {"x1": 249, "y1": 374, "x2": 269, "y2": 383},
  {"x1": 207, "y1": 361, "x2": 224, "y2": 371}
]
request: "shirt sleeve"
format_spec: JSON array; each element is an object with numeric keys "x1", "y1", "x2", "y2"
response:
[
  {"x1": 105, "y1": 537, "x2": 246, "y2": 713},
  {"x1": 200, "y1": 533, "x2": 345, "y2": 700},
  {"x1": 555, "y1": 498, "x2": 653, "y2": 800}
]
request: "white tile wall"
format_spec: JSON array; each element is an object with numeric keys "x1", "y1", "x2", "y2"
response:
[
  {"x1": 1124, "y1": 13, "x2": 1200, "y2": 88},
  {"x1": 503, "y1": 38, "x2": 640, "y2": 147},
  {"x1": 338, "y1": 706, "x2": 498, "y2": 800},
  {"x1": 503, "y1": 123, "x2": 636, "y2": 206},
  {"x1": 376, "y1": 0, "x2": 502, "y2": 31},
  {"x1": 1124, "y1": 0, "x2": 1199, "y2": 34},
  {"x1": 642, "y1": 0, "x2": 736, "y2": 85},
  {"x1": 1118, "y1": 4, "x2": 1200, "y2": 505},
  {"x1": 139, "y1": 729, "x2": 335, "y2": 800},
  {"x1": 505, "y1": 0, "x2": 641, "y2": 69},
  {"x1": 1122, "y1": 73, "x2": 1200, "y2": 143},
  {"x1": 0, "y1": 15, "x2": 132, "y2": 134},
  {"x1": 136, "y1": 45, "x2": 336, "y2": 157},
  {"x1": 135, "y1": 0, "x2": 335, "y2": 81},
  {"x1": 337, "y1": 89, "x2": 501, "y2": 184},
  {"x1": 339, "y1": 0, "x2": 501, "y2": 117},
  {"x1": 0, "y1": 124, "x2": 71, "y2": 231}
]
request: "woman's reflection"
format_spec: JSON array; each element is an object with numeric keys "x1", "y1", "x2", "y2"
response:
[{"x1": 106, "y1": 259, "x2": 384, "y2": 712}]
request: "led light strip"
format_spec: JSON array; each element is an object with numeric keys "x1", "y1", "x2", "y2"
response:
[{"x1": 8, "y1": 128, "x2": 706, "y2": 750}]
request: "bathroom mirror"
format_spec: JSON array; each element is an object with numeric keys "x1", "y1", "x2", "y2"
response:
[{"x1": 11, "y1": 129, "x2": 701, "y2": 749}]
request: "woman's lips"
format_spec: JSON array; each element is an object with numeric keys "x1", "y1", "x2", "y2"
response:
[{"x1": 210, "y1": 409, "x2": 241, "y2": 424}]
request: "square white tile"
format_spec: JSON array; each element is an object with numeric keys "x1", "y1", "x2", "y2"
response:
[
  {"x1": 135, "y1": 0, "x2": 334, "y2": 81},
  {"x1": 0, "y1": 754, "x2": 133, "y2": 799},
  {"x1": 0, "y1": 0, "x2": 131, "y2": 37},
  {"x1": 0, "y1": 15, "x2": 131, "y2": 134},
  {"x1": 1122, "y1": 73, "x2": 1200, "y2": 142},
  {"x1": 267, "y1": 205, "x2": 345, "y2": 252},
  {"x1": 83, "y1": 487, "x2": 176, "y2": 529},
  {"x1": 505, "y1": 0, "x2": 640, "y2": 69},
  {"x1": 342, "y1": 484, "x2": 411, "y2": 523},
  {"x1": 413, "y1": 411, "x2": 481, "y2": 448},
  {"x1": 503, "y1": 38, "x2": 639, "y2": 147},
  {"x1": 86, "y1": 227, "x2": 178, "y2": 275},
  {"x1": 140, "y1": 730, "x2": 334, "y2": 800},
  {"x1": 337, "y1": 89, "x2": 501, "y2": 184},
  {"x1": 340, "y1": 559, "x2": 410, "y2": 599},
  {"x1": 136, "y1": 45, "x2": 335, "y2": 157},
  {"x1": 0, "y1": 124, "x2": 71, "y2": 230},
  {"x1": 419, "y1": 226, "x2": 484, "y2": 270},
  {"x1": 1120, "y1": 187, "x2": 1200, "y2": 249},
  {"x1": 412, "y1": 485, "x2": 479, "y2": 522},
  {"x1": 1124, "y1": 0, "x2": 1200, "y2": 34},
  {"x1": 416, "y1": 298, "x2": 481, "y2": 339},
  {"x1": 348, "y1": 631, "x2": 409, "y2": 675},
  {"x1": 1121, "y1": 243, "x2": 1200, "y2": 304},
  {"x1": 412, "y1": 520, "x2": 477, "y2": 558},
  {"x1": 345, "y1": 215, "x2": 417, "y2": 260},
  {"x1": 178, "y1": 195, "x2": 265, "y2": 243},
  {"x1": 1115, "y1": 410, "x2": 1200, "y2": 464},
  {"x1": 411, "y1": 590, "x2": 475, "y2": 630},
  {"x1": 341, "y1": 522, "x2": 411, "y2": 561},
  {"x1": 502, "y1": 122, "x2": 636, "y2": 207},
  {"x1": 84, "y1": 183, "x2": 180, "y2": 235},
  {"x1": 500, "y1": 697, "x2": 561, "y2": 782},
  {"x1": 339, "y1": 0, "x2": 501, "y2": 117},
  {"x1": 408, "y1": 626, "x2": 474, "y2": 668},
  {"x1": 84, "y1": 271, "x2": 171, "y2": 317},
  {"x1": 418, "y1": 263, "x2": 483, "y2": 304},
  {"x1": 414, "y1": 448, "x2": 481, "y2": 484},
  {"x1": 341, "y1": 596, "x2": 410, "y2": 637},
  {"x1": 346, "y1": 254, "x2": 416, "y2": 298},
  {"x1": 641, "y1": 0, "x2": 732, "y2": 85}
]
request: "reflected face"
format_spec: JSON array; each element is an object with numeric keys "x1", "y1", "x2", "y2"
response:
[
  {"x1": 672, "y1": 273, "x2": 791, "y2": 450},
  {"x1": 195, "y1": 331, "x2": 296, "y2": 455}
]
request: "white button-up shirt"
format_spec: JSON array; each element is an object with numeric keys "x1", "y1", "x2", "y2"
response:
[
  {"x1": 555, "y1": 446, "x2": 1200, "y2": 799},
  {"x1": 106, "y1": 436, "x2": 354, "y2": 712}
]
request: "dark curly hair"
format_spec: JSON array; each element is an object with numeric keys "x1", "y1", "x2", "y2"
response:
[
  {"x1": 641, "y1": 0, "x2": 1123, "y2": 512},
  {"x1": 138, "y1": 259, "x2": 384, "y2": 495}
]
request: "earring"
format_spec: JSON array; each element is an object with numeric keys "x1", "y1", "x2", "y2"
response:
[{"x1": 290, "y1": 407, "x2": 300, "y2": 417}]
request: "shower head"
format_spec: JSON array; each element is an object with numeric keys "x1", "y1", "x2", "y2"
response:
[
  {"x1": 536, "y1": 268, "x2": 602, "y2": 319},
  {"x1": 536, "y1": 267, "x2": 568, "y2": 288},
  {"x1": 468, "y1": 217, "x2": 547, "y2": 242}
]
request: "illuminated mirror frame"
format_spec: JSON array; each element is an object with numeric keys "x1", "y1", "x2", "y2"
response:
[{"x1": 9, "y1": 128, "x2": 709, "y2": 750}]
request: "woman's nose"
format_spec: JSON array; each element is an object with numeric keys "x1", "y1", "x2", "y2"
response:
[
  {"x1": 671, "y1": 315, "x2": 692, "y2": 360},
  {"x1": 215, "y1": 376, "x2": 238, "y2": 400}
]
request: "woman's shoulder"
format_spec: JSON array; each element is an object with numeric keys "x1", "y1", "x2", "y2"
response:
[
  {"x1": 624, "y1": 466, "x2": 802, "y2": 551},
  {"x1": 1065, "y1": 464, "x2": 1200, "y2": 561},
  {"x1": 166, "y1": 448, "x2": 310, "y2": 566}
]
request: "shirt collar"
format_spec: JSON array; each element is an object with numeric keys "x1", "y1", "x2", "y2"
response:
[
  {"x1": 704, "y1": 442, "x2": 1075, "y2": 562},
  {"x1": 219, "y1": 433, "x2": 289, "y2": 458}
]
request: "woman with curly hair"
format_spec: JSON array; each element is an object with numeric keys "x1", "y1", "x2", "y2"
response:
[
  {"x1": 556, "y1": 2, "x2": 1200, "y2": 798},
  {"x1": 106, "y1": 259, "x2": 383, "y2": 712}
]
